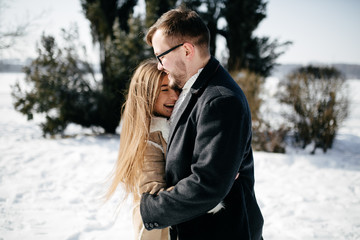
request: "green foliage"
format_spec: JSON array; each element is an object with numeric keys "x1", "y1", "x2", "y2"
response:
[
  {"x1": 81, "y1": 0, "x2": 150, "y2": 134},
  {"x1": 145, "y1": 0, "x2": 176, "y2": 28},
  {"x1": 81, "y1": 0, "x2": 137, "y2": 41},
  {"x1": 233, "y1": 70, "x2": 287, "y2": 153},
  {"x1": 181, "y1": 0, "x2": 224, "y2": 56},
  {"x1": 181, "y1": 0, "x2": 291, "y2": 152},
  {"x1": 96, "y1": 16, "x2": 151, "y2": 133},
  {"x1": 182, "y1": 0, "x2": 291, "y2": 77},
  {"x1": 11, "y1": 26, "x2": 99, "y2": 136},
  {"x1": 11, "y1": 0, "x2": 293, "y2": 137},
  {"x1": 278, "y1": 65, "x2": 349, "y2": 153}
]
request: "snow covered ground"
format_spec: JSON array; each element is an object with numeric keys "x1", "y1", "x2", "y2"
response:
[{"x1": 1, "y1": 73, "x2": 359, "y2": 240}]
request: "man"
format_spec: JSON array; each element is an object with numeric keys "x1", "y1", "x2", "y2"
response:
[{"x1": 140, "y1": 7, "x2": 264, "y2": 240}]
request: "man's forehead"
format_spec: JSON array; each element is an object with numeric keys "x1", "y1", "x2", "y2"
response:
[
  {"x1": 152, "y1": 28, "x2": 165, "y2": 41},
  {"x1": 152, "y1": 30, "x2": 170, "y2": 54}
]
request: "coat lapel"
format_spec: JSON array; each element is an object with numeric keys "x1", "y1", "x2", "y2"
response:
[
  {"x1": 167, "y1": 90, "x2": 194, "y2": 147},
  {"x1": 167, "y1": 57, "x2": 220, "y2": 150}
]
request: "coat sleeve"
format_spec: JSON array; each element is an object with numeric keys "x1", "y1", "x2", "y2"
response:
[
  {"x1": 140, "y1": 95, "x2": 252, "y2": 229},
  {"x1": 133, "y1": 134, "x2": 169, "y2": 239},
  {"x1": 138, "y1": 138, "x2": 167, "y2": 195}
]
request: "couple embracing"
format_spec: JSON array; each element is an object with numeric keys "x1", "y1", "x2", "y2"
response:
[{"x1": 107, "y1": 6, "x2": 264, "y2": 240}]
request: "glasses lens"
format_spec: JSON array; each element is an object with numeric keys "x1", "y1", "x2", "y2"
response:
[
  {"x1": 157, "y1": 56, "x2": 162, "y2": 65},
  {"x1": 155, "y1": 43, "x2": 183, "y2": 66}
]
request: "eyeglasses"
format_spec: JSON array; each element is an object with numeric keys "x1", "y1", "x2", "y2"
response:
[{"x1": 156, "y1": 43, "x2": 184, "y2": 65}]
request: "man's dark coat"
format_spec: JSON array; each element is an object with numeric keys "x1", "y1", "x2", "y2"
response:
[{"x1": 141, "y1": 57, "x2": 264, "y2": 240}]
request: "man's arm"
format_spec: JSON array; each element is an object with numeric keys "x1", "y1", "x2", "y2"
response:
[{"x1": 140, "y1": 95, "x2": 252, "y2": 230}]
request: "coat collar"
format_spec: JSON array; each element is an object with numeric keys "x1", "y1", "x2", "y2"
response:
[
  {"x1": 150, "y1": 116, "x2": 170, "y2": 143},
  {"x1": 190, "y1": 56, "x2": 220, "y2": 97}
]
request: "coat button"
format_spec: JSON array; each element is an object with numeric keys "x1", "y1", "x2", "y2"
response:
[
  {"x1": 145, "y1": 223, "x2": 149, "y2": 229},
  {"x1": 154, "y1": 222, "x2": 159, "y2": 227},
  {"x1": 149, "y1": 223, "x2": 154, "y2": 228}
]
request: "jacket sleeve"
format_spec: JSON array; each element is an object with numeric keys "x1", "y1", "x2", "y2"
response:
[
  {"x1": 138, "y1": 139, "x2": 167, "y2": 195},
  {"x1": 140, "y1": 95, "x2": 252, "y2": 229}
]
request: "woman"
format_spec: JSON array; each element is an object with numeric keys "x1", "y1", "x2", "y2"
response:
[{"x1": 106, "y1": 59, "x2": 179, "y2": 240}]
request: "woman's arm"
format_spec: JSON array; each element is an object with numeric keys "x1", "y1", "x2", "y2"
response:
[{"x1": 138, "y1": 134, "x2": 167, "y2": 195}]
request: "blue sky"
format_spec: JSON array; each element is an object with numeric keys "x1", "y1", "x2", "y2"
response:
[
  {"x1": 1, "y1": 0, "x2": 360, "y2": 65},
  {"x1": 255, "y1": 0, "x2": 360, "y2": 64}
]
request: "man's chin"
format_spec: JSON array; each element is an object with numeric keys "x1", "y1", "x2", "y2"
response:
[
  {"x1": 168, "y1": 76, "x2": 177, "y2": 88},
  {"x1": 168, "y1": 76, "x2": 182, "y2": 90}
]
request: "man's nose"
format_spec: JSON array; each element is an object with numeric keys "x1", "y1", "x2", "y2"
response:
[{"x1": 157, "y1": 62, "x2": 163, "y2": 70}]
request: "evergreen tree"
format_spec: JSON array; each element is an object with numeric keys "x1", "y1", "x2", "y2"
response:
[
  {"x1": 182, "y1": 0, "x2": 291, "y2": 77},
  {"x1": 145, "y1": 0, "x2": 176, "y2": 28},
  {"x1": 12, "y1": 0, "x2": 293, "y2": 137},
  {"x1": 81, "y1": 0, "x2": 141, "y2": 134},
  {"x1": 80, "y1": 0, "x2": 181, "y2": 133},
  {"x1": 12, "y1": 0, "x2": 151, "y2": 136},
  {"x1": 12, "y1": 27, "x2": 99, "y2": 136}
]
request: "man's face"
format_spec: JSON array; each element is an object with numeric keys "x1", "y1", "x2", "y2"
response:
[{"x1": 152, "y1": 29, "x2": 187, "y2": 89}]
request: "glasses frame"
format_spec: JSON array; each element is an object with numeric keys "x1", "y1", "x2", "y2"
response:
[{"x1": 156, "y1": 43, "x2": 184, "y2": 65}]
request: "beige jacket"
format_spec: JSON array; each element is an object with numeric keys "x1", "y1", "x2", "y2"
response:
[{"x1": 133, "y1": 117, "x2": 170, "y2": 240}]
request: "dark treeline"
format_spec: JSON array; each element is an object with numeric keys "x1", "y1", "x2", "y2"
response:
[
  {"x1": 12, "y1": 0, "x2": 289, "y2": 136},
  {"x1": 3, "y1": 60, "x2": 360, "y2": 80},
  {"x1": 271, "y1": 63, "x2": 360, "y2": 79}
]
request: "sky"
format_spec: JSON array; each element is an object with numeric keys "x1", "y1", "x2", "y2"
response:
[
  {"x1": 0, "y1": 0, "x2": 99, "y2": 63},
  {"x1": 255, "y1": 0, "x2": 360, "y2": 64},
  {"x1": 1, "y1": 0, "x2": 360, "y2": 65}
]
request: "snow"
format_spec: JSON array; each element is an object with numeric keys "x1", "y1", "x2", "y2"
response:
[{"x1": 1, "y1": 73, "x2": 360, "y2": 239}]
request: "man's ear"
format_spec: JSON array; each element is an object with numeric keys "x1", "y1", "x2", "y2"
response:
[{"x1": 183, "y1": 42, "x2": 195, "y2": 58}]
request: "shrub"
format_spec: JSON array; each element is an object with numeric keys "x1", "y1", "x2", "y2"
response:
[
  {"x1": 232, "y1": 69, "x2": 287, "y2": 153},
  {"x1": 11, "y1": 27, "x2": 100, "y2": 136},
  {"x1": 278, "y1": 65, "x2": 349, "y2": 153},
  {"x1": 11, "y1": 18, "x2": 149, "y2": 137}
]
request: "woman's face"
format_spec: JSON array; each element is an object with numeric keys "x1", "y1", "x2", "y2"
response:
[{"x1": 153, "y1": 75, "x2": 180, "y2": 118}]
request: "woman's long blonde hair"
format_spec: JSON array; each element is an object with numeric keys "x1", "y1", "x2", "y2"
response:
[{"x1": 106, "y1": 59, "x2": 165, "y2": 200}]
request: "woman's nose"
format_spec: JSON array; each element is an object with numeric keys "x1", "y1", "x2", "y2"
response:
[{"x1": 172, "y1": 92, "x2": 179, "y2": 101}]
